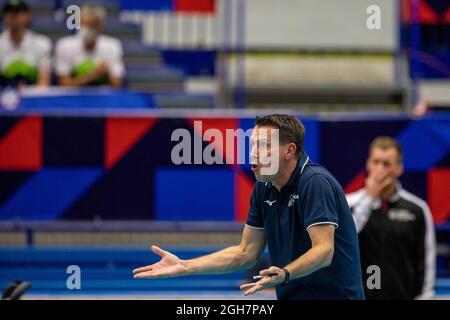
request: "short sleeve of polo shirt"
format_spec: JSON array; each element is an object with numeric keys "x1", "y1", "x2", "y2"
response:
[
  {"x1": 246, "y1": 184, "x2": 264, "y2": 229},
  {"x1": 302, "y1": 174, "x2": 339, "y2": 230}
]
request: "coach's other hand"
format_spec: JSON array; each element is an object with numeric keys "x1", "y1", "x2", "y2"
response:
[
  {"x1": 240, "y1": 266, "x2": 286, "y2": 296},
  {"x1": 133, "y1": 245, "x2": 188, "y2": 279}
]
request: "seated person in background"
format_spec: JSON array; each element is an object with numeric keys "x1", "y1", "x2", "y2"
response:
[
  {"x1": 346, "y1": 137, "x2": 436, "y2": 300},
  {"x1": 55, "y1": 4, "x2": 124, "y2": 88},
  {"x1": 0, "y1": 0, "x2": 51, "y2": 86}
]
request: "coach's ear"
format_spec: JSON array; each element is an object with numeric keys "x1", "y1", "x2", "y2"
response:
[{"x1": 285, "y1": 142, "x2": 297, "y2": 160}]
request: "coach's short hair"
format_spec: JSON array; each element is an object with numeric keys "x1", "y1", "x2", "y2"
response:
[
  {"x1": 369, "y1": 136, "x2": 403, "y2": 163},
  {"x1": 255, "y1": 114, "x2": 305, "y2": 158}
]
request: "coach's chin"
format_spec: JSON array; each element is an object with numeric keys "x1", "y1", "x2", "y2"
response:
[{"x1": 251, "y1": 163, "x2": 281, "y2": 183}]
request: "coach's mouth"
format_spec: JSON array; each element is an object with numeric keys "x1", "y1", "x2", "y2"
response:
[{"x1": 251, "y1": 164, "x2": 259, "y2": 171}]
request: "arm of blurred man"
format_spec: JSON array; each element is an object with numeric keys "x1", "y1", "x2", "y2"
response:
[
  {"x1": 36, "y1": 36, "x2": 52, "y2": 87},
  {"x1": 106, "y1": 40, "x2": 124, "y2": 88},
  {"x1": 414, "y1": 201, "x2": 436, "y2": 300},
  {"x1": 348, "y1": 169, "x2": 394, "y2": 233},
  {"x1": 37, "y1": 69, "x2": 51, "y2": 87},
  {"x1": 108, "y1": 75, "x2": 122, "y2": 88},
  {"x1": 57, "y1": 62, "x2": 108, "y2": 87}
]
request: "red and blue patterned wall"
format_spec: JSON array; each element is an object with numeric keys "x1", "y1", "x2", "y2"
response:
[
  {"x1": 0, "y1": 114, "x2": 449, "y2": 223},
  {"x1": 403, "y1": 0, "x2": 450, "y2": 79},
  {"x1": 120, "y1": 0, "x2": 215, "y2": 13}
]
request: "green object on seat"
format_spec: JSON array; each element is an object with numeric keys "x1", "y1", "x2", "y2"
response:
[
  {"x1": 72, "y1": 58, "x2": 96, "y2": 77},
  {"x1": 72, "y1": 58, "x2": 108, "y2": 85},
  {"x1": 2, "y1": 59, "x2": 38, "y2": 83}
]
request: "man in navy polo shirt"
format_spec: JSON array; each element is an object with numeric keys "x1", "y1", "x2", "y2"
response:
[{"x1": 133, "y1": 114, "x2": 365, "y2": 300}]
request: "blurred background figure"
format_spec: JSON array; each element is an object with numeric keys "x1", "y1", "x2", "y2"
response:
[
  {"x1": 55, "y1": 3, "x2": 124, "y2": 88},
  {"x1": 0, "y1": 0, "x2": 51, "y2": 86},
  {"x1": 347, "y1": 137, "x2": 436, "y2": 300}
]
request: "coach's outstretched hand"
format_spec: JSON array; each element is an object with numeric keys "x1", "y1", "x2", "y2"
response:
[
  {"x1": 133, "y1": 245, "x2": 189, "y2": 279},
  {"x1": 240, "y1": 266, "x2": 286, "y2": 296}
]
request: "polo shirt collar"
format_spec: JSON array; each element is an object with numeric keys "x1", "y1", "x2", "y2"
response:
[
  {"x1": 285, "y1": 151, "x2": 310, "y2": 188},
  {"x1": 265, "y1": 151, "x2": 310, "y2": 190}
]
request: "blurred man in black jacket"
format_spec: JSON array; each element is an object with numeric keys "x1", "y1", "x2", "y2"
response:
[{"x1": 347, "y1": 136, "x2": 436, "y2": 300}]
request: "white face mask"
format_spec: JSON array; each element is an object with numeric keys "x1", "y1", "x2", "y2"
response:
[{"x1": 78, "y1": 27, "x2": 97, "y2": 42}]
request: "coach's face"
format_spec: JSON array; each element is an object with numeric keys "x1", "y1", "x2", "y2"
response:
[
  {"x1": 366, "y1": 147, "x2": 403, "y2": 182},
  {"x1": 250, "y1": 126, "x2": 289, "y2": 182}
]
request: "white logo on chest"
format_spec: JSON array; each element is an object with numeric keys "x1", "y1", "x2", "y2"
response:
[
  {"x1": 288, "y1": 194, "x2": 299, "y2": 207},
  {"x1": 388, "y1": 209, "x2": 416, "y2": 222},
  {"x1": 264, "y1": 200, "x2": 277, "y2": 206}
]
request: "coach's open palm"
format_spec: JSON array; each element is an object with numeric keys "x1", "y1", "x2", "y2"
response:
[{"x1": 133, "y1": 245, "x2": 188, "y2": 279}]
